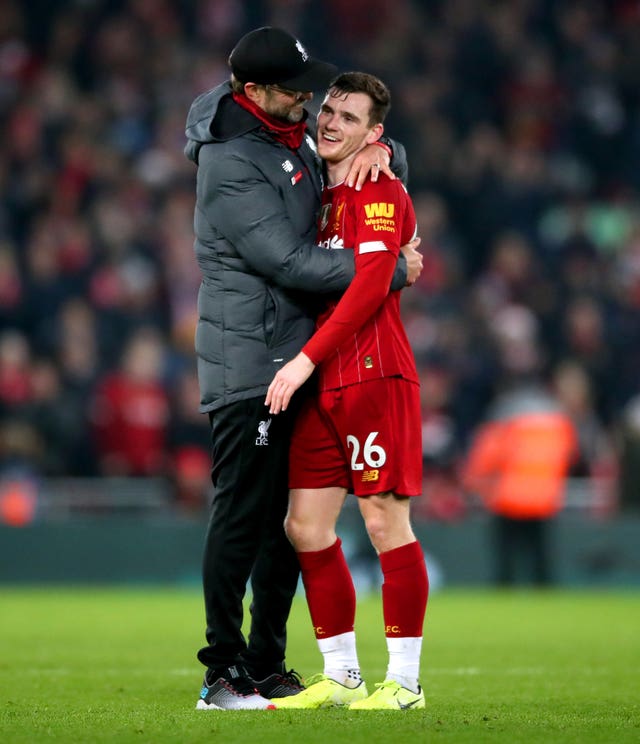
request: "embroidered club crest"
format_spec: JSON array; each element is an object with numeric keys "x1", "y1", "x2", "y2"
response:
[
  {"x1": 319, "y1": 203, "x2": 332, "y2": 231},
  {"x1": 295, "y1": 40, "x2": 309, "y2": 61},
  {"x1": 256, "y1": 419, "x2": 272, "y2": 446}
]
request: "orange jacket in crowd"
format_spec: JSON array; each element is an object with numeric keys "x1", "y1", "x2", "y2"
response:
[{"x1": 462, "y1": 384, "x2": 578, "y2": 519}]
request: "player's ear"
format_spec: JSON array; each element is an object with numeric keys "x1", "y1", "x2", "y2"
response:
[{"x1": 366, "y1": 123, "x2": 384, "y2": 146}]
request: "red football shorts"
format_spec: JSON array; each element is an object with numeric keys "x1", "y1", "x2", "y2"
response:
[{"x1": 289, "y1": 377, "x2": 422, "y2": 497}]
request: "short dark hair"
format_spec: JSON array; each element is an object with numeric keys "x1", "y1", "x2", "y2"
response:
[
  {"x1": 229, "y1": 74, "x2": 245, "y2": 94},
  {"x1": 327, "y1": 72, "x2": 391, "y2": 126}
]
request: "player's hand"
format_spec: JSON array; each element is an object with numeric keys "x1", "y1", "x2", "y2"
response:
[
  {"x1": 346, "y1": 143, "x2": 394, "y2": 191},
  {"x1": 265, "y1": 352, "x2": 316, "y2": 414},
  {"x1": 401, "y1": 236, "x2": 423, "y2": 286}
]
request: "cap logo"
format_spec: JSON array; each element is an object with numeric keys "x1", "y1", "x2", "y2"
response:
[{"x1": 295, "y1": 40, "x2": 309, "y2": 61}]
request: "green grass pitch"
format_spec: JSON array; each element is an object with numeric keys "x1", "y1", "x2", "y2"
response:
[{"x1": 1, "y1": 587, "x2": 638, "y2": 743}]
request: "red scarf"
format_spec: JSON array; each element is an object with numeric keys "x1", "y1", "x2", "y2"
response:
[{"x1": 232, "y1": 92, "x2": 307, "y2": 150}]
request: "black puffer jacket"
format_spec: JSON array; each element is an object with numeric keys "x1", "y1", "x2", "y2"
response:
[{"x1": 185, "y1": 82, "x2": 407, "y2": 412}]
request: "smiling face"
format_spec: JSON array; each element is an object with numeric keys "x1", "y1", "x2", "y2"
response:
[{"x1": 316, "y1": 89, "x2": 384, "y2": 168}]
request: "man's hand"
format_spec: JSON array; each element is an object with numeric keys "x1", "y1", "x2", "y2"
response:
[
  {"x1": 265, "y1": 352, "x2": 316, "y2": 414},
  {"x1": 401, "y1": 236, "x2": 423, "y2": 286},
  {"x1": 346, "y1": 143, "x2": 395, "y2": 191}
]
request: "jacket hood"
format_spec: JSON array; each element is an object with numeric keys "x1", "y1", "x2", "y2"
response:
[{"x1": 184, "y1": 81, "x2": 261, "y2": 164}]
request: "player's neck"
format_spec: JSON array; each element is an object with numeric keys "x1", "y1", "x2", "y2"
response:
[
  {"x1": 326, "y1": 161, "x2": 346, "y2": 187},
  {"x1": 326, "y1": 151, "x2": 358, "y2": 187},
  {"x1": 325, "y1": 146, "x2": 364, "y2": 186}
]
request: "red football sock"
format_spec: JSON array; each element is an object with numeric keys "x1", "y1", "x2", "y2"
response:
[
  {"x1": 380, "y1": 541, "x2": 428, "y2": 637},
  {"x1": 297, "y1": 538, "x2": 356, "y2": 639}
]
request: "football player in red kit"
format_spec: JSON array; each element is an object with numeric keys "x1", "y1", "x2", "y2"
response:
[{"x1": 266, "y1": 72, "x2": 428, "y2": 710}]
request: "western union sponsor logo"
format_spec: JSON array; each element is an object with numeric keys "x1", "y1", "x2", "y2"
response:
[{"x1": 364, "y1": 202, "x2": 395, "y2": 218}]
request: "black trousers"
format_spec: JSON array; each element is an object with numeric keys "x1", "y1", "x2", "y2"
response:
[
  {"x1": 493, "y1": 515, "x2": 553, "y2": 586},
  {"x1": 197, "y1": 396, "x2": 301, "y2": 676}
]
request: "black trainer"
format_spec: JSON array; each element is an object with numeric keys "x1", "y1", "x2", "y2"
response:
[
  {"x1": 196, "y1": 665, "x2": 276, "y2": 710},
  {"x1": 253, "y1": 668, "x2": 305, "y2": 699}
]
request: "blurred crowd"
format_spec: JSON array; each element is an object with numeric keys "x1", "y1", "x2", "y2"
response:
[{"x1": 2, "y1": 0, "x2": 640, "y2": 516}]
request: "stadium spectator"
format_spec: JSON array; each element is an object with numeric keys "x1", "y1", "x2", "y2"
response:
[
  {"x1": 618, "y1": 392, "x2": 640, "y2": 512},
  {"x1": 0, "y1": 243, "x2": 24, "y2": 332},
  {"x1": 462, "y1": 371, "x2": 578, "y2": 586},
  {"x1": 166, "y1": 365, "x2": 211, "y2": 512},
  {"x1": 416, "y1": 353, "x2": 467, "y2": 522},
  {"x1": 89, "y1": 325, "x2": 170, "y2": 477}
]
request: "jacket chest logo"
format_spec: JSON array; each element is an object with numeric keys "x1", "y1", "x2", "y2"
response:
[{"x1": 283, "y1": 159, "x2": 303, "y2": 186}]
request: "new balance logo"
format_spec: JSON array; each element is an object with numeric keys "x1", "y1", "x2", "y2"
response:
[
  {"x1": 362, "y1": 469, "x2": 379, "y2": 482},
  {"x1": 281, "y1": 160, "x2": 294, "y2": 172},
  {"x1": 256, "y1": 419, "x2": 271, "y2": 446}
]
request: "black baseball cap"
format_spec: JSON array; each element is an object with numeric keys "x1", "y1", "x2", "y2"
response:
[{"x1": 229, "y1": 27, "x2": 338, "y2": 92}]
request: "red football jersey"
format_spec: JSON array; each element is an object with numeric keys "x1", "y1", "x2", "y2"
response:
[{"x1": 303, "y1": 174, "x2": 419, "y2": 391}]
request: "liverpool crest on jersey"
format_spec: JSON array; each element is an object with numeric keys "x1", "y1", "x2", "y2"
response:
[{"x1": 319, "y1": 203, "x2": 332, "y2": 231}]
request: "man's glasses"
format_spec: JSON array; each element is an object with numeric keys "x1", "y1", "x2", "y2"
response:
[{"x1": 266, "y1": 84, "x2": 309, "y2": 103}]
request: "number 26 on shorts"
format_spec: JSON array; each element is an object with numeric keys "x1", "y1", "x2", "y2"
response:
[{"x1": 346, "y1": 432, "x2": 387, "y2": 471}]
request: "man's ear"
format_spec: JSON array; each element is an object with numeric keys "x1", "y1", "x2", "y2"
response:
[
  {"x1": 366, "y1": 123, "x2": 385, "y2": 146},
  {"x1": 244, "y1": 82, "x2": 262, "y2": 104}
]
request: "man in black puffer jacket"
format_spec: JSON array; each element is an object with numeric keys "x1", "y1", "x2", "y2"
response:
[{"x1": 185, "y1": 26, "x2": 420, "y2": 710}]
